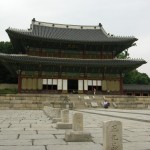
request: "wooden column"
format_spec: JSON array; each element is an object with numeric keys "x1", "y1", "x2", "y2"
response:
[
  {"x1": 18, "y1": 70, "x2": 22, "y2": 93},
  {"x1": 120, "y1": 73, "x2": 123, "y2": 95}
]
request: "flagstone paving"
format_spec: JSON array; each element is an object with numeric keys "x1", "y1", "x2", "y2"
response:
[{"x1": 0, "y1": 109, "x2": 149, "y2": 150}]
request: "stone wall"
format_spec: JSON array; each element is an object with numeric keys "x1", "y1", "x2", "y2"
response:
[{"x1": 0, "y1": 94, "x2": 60, "y2": 110}]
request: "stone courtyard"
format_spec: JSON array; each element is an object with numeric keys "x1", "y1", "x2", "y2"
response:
[{"x1": 0, "y1": 109, "x2": 149, "y2": 150}]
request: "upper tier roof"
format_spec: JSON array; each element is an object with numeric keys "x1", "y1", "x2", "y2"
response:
[{"x1": 6, "y1": 18, "x2": 137, "y2": 43}]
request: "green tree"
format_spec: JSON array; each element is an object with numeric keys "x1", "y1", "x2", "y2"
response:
[
  {"x1": 0, "y1": 41, "x2": 17, "y2": 83},
  {"x1": 117, "y1": 49, "x2": 150, "y2": 84},
  {"x1": 123, "y1": 70, "x2": 150, "y2": 85},
  {"x1": 0, "y1": 41, "x2": 12, "y2": 53},
  {"x1": 136, "y1": 73, "x2": 150, "y2": 84}
]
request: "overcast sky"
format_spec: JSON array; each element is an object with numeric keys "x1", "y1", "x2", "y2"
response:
[{"x1": 0, "y1": 0, "x2": 150, "y2": 76}]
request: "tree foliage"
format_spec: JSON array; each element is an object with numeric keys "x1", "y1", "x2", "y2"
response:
[
  {"x1": 117, "y1": 50, "x2": 150, "y2": 84},
  {"x1": 0, "y1": 41, "x2": 13, "y2": 53},
  {"x1": 0, "y1": 41, "x2": 17, "y2": 83},
  {"x1": 123, "y1": 70, "x2": 150, "y2": 85}
]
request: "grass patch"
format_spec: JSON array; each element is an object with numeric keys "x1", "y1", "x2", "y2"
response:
[{"x1": 0, "y1": 89, "x2": 18, "y2": 94}]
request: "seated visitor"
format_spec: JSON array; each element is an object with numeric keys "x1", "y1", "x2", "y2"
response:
[{"x1": 103, "y1": 100, "x2": 110, "y2": 108}]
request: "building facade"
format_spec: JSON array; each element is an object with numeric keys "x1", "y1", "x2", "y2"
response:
[{"x1": 0, "y1": 19, "x2": 146, "y2": 94}]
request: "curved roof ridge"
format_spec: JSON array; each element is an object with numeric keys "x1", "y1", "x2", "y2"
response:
[
  {"x1": 0, "y1": 53, "x2": 146, "y2": 63},
  {"x1": 112, "y1": 35, "x2": 135, "y2": 39},
  {"x1": 0, "y1": 53, "x2": 28, "y2": 57},
  {"x1": 7, "y1": 27, "x2": 31, "y2": 33},
  {"x1": 6, "y1": 18, "x2": 138, "y2": 43},
  {"x1": 106, "y1": 32, "x2": 135, "y2": 39},
  {"x1": 32, "y1": 19, "x2": 101, "y2": 30},
  {"x1": 115, "y1": 58, "x2": 146, "y2": 62},
  {"x1": 32, "y1": 19, "x2": 137, "y2": 40}
]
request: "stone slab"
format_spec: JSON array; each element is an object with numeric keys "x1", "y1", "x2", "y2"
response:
[
  {"x1": 34, "y1": 139, "x2": 66, "y2": 145},
  {"x1": 0, "y1": 124, "x2": 10, "y2": 128},
  {"x1": 38, "y1": 130, "x2": 65, "y2": 134},
  {"x1": 52, "y1": 118, "x2": 62, "y2": 123},
  {"x1": 67, "y1": 142, "x2": 95, "y2": 145},
  {"x1": 25, "y1": 127, "x2": 53, "y2": 131},
  {"x1": 65, "y1": 131, "x2": 92, "y2": 142},
  {"x1": 0, "y1": 135, "x2": 18, "y2": 140},
  {"x1": 0, "y1": 140, "x2": 32, "y2": 146},
  {"x1": 47, "y1": 144, "x2": 102, "y2": 150},
  {"x1": 56, "y1": 123, "x2": 72, "y2": 129},
  {"x1": 31, "y1": 124, "x2": 52, "y2": 128},
  {"x1": 0, "y1": 130, "x2": 36, "y2": 135},
  {"x1": 124, "y1": 141, "x2": 150, "y2": 150},
  {"x1": 19, "y1": 134, "x2": 55, "y2": 140},
  {"x1": 91, "y1": 102, "x2": 98, "y2": 107},
  {"x1": 0, "y1": 146, "x2": 45, "y2": 150},
  {"x1": 84, "y1": 96, "x2": 90, "y2": 100},
  {"x1": 10, "y1": 124, "x2": 30, "y2": 128},
  {"x1": 1, "y1": 128, "x2": 24, "y2": 131}
]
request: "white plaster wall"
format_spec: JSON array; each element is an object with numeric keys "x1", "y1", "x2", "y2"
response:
[
  {"x1": 43, "y1": 79, "x2": 47, "y2": 85},
  {"x1": 63, "y1": 79, "x2": 67, "y2": 90},
  {"x1": 58, "y1": 79, "x2": 62, "y2": 90},
  {"x1": 78, "y1": 80, "x2": 83, "y2": 90},
  {"x1": 93, "y1": 80, "x2": 97, "y2": 86},
  {"x1": 88, "y1": 80, "x2": 92, "y2": 86},
  {"x1": 84, "y1": 80, "x2": 88, "y2": 90},
  {"x1": 48, "y1": 79, "x2": 52, "y2": 85},
  {"x1": 53, "y1": 79, "x2": 57, "y2": 85}
]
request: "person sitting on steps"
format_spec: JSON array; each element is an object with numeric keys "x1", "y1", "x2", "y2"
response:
[{"x1": 103, "y1": 100, "x2": 110, "y2": 109}]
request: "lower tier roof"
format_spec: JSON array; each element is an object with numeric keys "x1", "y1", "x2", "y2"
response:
[
  {"x1": 0, "y1": 53, "x2": 146, "y2": 74},
  {"x1": 124, "y1": 84, "x2": 150, "y2": 92}
]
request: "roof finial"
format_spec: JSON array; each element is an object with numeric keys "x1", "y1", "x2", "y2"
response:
[
  {"x1": 99, "y1": 23, "x2": 102, "y2": 27},
  {"x1": 32, "y1": 18, "x2": 36, "y2": 22}
]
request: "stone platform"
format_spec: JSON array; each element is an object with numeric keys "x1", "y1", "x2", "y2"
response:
[
  {"x1": 0, "y1": 94, "x2": 150, "y2": 110},
  {"x1": 0, "y1": 109, "x2": 149, "y2": 150}
]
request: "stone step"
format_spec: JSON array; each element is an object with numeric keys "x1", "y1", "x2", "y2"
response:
[{"x1": 0, "y1": 94, "x2": 149, "y2": 110}]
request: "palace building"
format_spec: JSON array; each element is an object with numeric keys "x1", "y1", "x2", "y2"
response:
[{"x1": 0, "y1": 18, "x2": 146, "y2": 94}]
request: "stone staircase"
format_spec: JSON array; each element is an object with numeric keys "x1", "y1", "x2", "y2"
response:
[{"x1": 0, "y1": 94, "x2": 150, "y2": 110}]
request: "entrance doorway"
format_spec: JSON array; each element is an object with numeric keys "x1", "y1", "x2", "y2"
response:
[{"x1": 68, "y1": 80, "x2": 78, "y2": 93}]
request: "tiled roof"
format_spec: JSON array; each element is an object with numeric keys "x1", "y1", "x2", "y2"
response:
[
  {"x1": 6, "y1": 19, "x2": 137, "y2": 43},
  {"x1": 123, "y1": 84, "x2": 150, "y2": 91},
  {"x1": 0, "y1": 53, "x2": 146, "y2": 67}
]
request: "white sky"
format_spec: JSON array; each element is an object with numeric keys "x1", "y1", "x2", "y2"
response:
[{"x1": 0, "y1": 0, "x2": 150, "y2": 76}]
